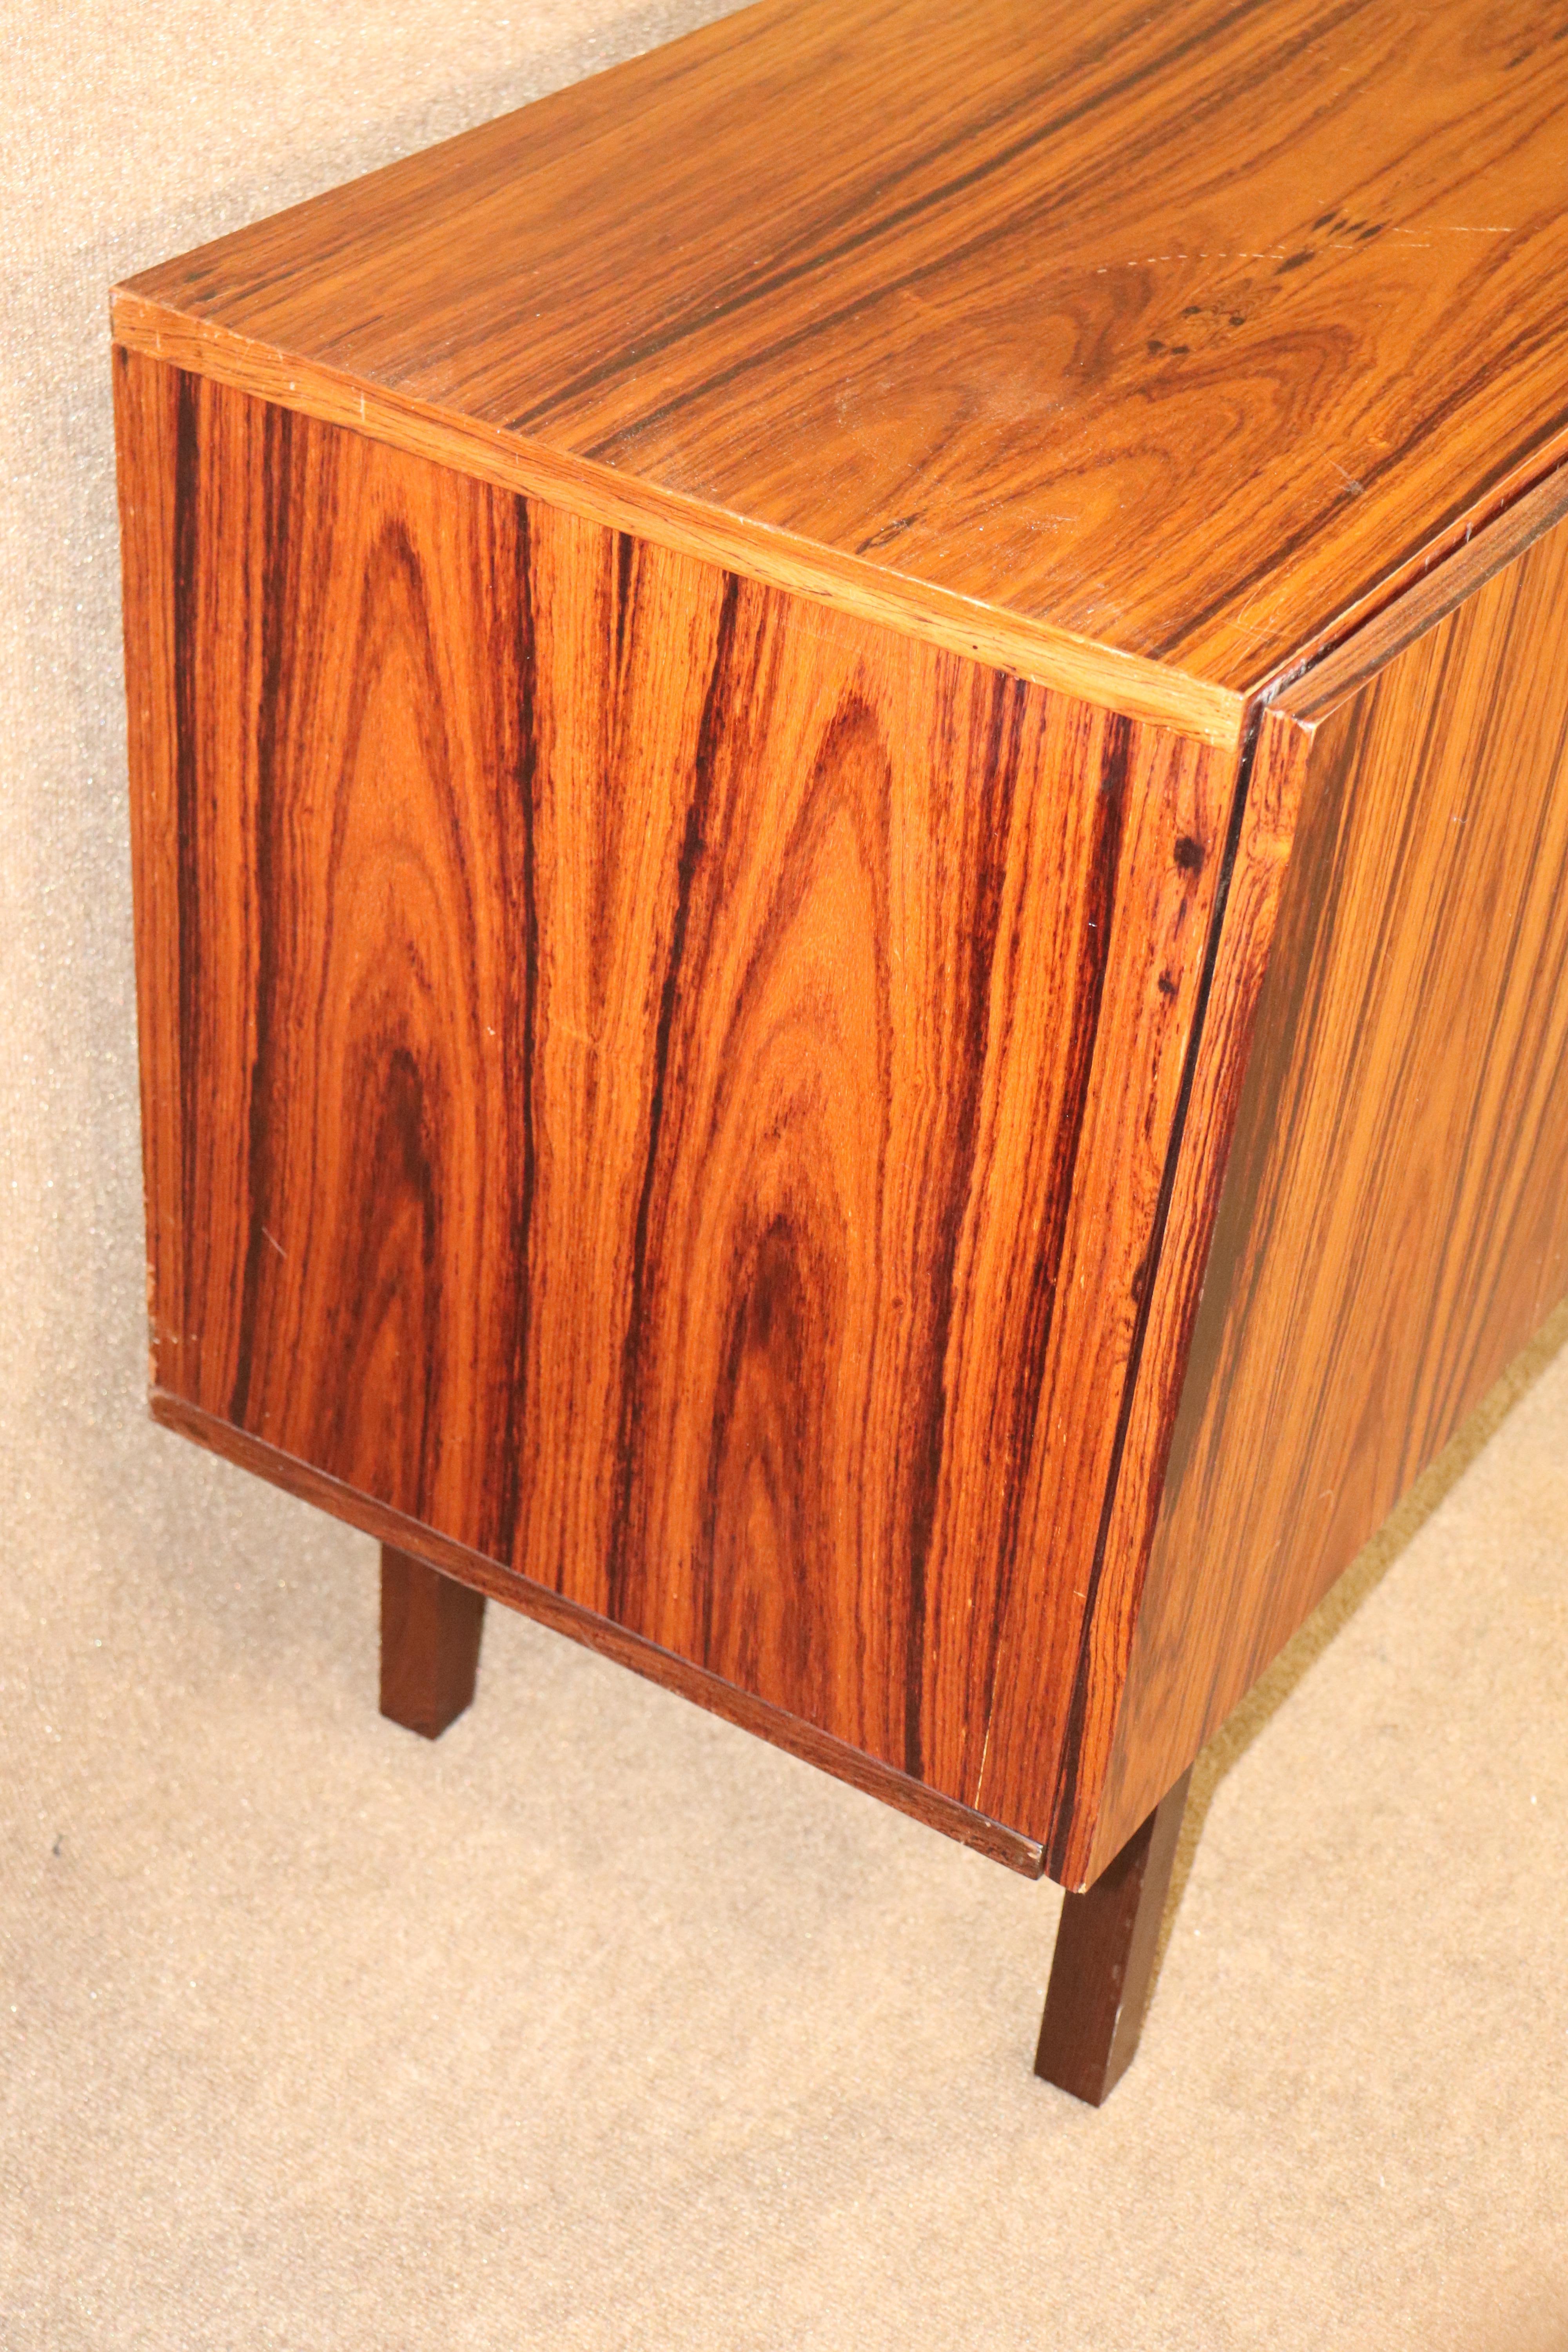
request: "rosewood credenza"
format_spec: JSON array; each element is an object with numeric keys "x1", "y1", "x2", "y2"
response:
[{"x1": 113, "y1": 0, "x2": 1568, "y2": 2101}]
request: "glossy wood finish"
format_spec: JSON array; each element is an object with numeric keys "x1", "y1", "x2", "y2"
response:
[
  {"x1": 1094, "y1": 506, "x2": 1568, "y2": 1870},
  {"x1": 1033, "y1": 694, "x2": 1311, "y2": 1884},
  {"x1": 112, "y1": 294, "x2": 1238, "y2": 750},
  {"x1": 116, "y1": 0, "x2": 1568, "y2": 1974},
  {"x1": 113, "y1": 0, "x2": 1568, "y2": 718},
  {"x1": 1035, "y1": 1769, "x2": 1191, "y2": 2106},
  {"x1": 152, "y1": 1387, "x2": 1049, "y2": 1876},
  {"x1": 380, "y1": 1546, "x2": 486, "y2": 1739},
  {"x1": 116, "y1": 347, "x2": 1243, "y2": 1866}
]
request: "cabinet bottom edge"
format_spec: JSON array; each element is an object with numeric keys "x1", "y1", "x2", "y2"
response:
[{"x1": 148, "y1": 1388, "x2": 1049, "y2": 1881}]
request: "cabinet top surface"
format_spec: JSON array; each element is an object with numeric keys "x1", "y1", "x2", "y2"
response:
[{"x1": 116, "y1": 0, "x2": 1568, "y2": 706}]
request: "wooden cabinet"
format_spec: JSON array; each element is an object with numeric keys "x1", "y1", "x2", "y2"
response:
[{"x1": 113, "y1": 0, "x2": 1568, "y2": 2100}]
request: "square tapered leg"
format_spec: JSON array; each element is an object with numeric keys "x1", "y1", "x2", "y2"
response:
[
  {"x1": 1034, "y1": 1769, "x2": 1191, "y2": 2104},
  {"x1": 379, "y1": 1545, "x2": 487, "y2": 1739}
]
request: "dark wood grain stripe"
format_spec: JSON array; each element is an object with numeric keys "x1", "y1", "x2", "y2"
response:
[
  {"x1": 606, "y1": 573, "x2": 741, "y2": 1624},
  {"x1": 894, "y1": 670, "x2": 1031, "y2": 1779},
  {"x1": 228, "y1": 397, "x2": 294, "y2": 1431},
  {"x1": 965, "y1": 710, "x2": 1133, "y2": 1773},
  {"x1": 170, "y1": 364, "x2": 205, "y2": 1352}
]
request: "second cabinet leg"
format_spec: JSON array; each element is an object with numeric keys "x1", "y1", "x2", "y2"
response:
[
  {"x1": 1034, "y1": 1768, "x2": 1192, "y2": 2105},
  {"x1": 379, "y1": 1544, "x2": 487, "y2": 1739}
]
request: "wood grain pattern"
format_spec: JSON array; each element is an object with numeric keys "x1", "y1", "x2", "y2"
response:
[
  {"x1": 1034, "y1": 1768, "x2": 1191, "y2": 2105},
  {"x1": 114, "y1": 0, "x2": 1568, "y2": 704},
  {"x1": 116, "y1": 349, "x2": 1243, "y2": 1860},
  {"x1": 1033, "y1": 699, "x2": 1312, "y2": 1883},
  {"x1": 112, "y1": 295, "x2": 1242, "y2": 750},
  {"x1": 152, "y1": 1387, "x2": 1050, "y2": 1878},
  {"x1": 1094, "y1": 506, "x2": 1568, "y2": 1871}
]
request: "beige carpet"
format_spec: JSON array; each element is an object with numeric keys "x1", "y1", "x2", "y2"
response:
[
  {"x1": 4, "y1": 3, "x2": 1568, "y2": 2343},
  {"x1": 3, "y1": 1315, "x2": 1566, "y2": 2350}
]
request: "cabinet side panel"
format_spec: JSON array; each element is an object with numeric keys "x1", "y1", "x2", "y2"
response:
[
  {"x1": 126, "y1": 356, "x2": 1238, "y2": 1832},
  {"x1": 1094, "y1": 512, "x2": 1568, "y2": 1873}
]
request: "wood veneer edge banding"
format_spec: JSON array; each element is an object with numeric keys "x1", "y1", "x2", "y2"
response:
[
  {"x1": 149, "y1": 1388, "x2": 1049, "y2": 1880},
  {"x1": 108, "y1": 303, "x2": 1243, "y2": 750},
  {"x1": 113, "y1": 345, "x2": 183, "y2": 1412},
  {"x1": 1264, "y1": 455, "x2": 1568, "y2": 722}
]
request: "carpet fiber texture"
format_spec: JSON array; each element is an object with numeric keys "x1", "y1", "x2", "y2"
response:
[{"x1": 2, "y1": 5, "x2": 1567, "y2": 2345}]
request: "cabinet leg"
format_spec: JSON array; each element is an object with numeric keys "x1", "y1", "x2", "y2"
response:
[
  {"x1": 1034, "y1": 1768, "x2": 1192, "y2": 2104},
  {"x1": 379, "y1": 1544, "x2": 487, "y2": 1739}
]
